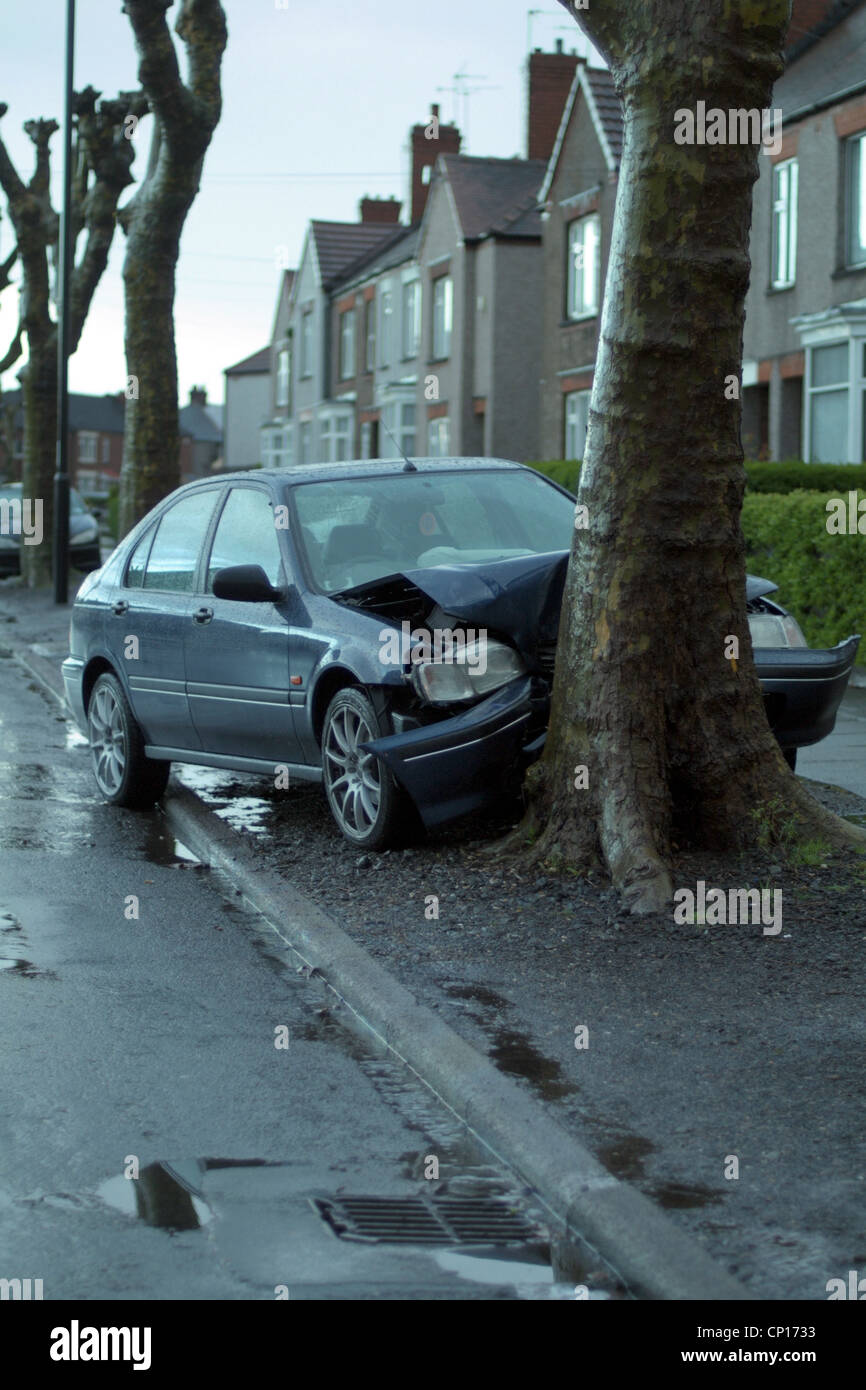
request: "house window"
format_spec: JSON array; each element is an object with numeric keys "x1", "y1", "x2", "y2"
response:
[
  {"x1": 298, "y1": 421, "x2": 312, "y2": 465},
  {"x1": 300, "y1": 311, "x2": 313, "y2": 378},
  {"x1": 566, "y1": 215, "x2": 600, "y2": 319},
  {"x1": 432, "y1": 276, "x2": 453, "y2": 359},
  {"x1": 101, "y1": 437, "x2": 111, "y2": 465},
  {"x1": 381, "y1": 401, "x2": 416, "y2": 458},
  {"x1": 261, "y1": 425, "x2": 293, "y2": 469},
  {"x1": 78, "y1": 432, "x2": 98, "y2": 464},
  {"x1": 771, "y1": 159, "x2": 798, "y2": 288},
  {"x1": 564, "y1": 390, "x2": 591, "y2": 459},
  {"x1": 365, "y1": 298, "x2": 376, "y2": 372},
  {"x1": 402, "y1": 280, "x2": 420, "y2": 358},
  {"x1": 427, "y1": 417, "x2": 450, "y2": 457},
  {"x1": 360, "y1": 420, "x2": 372, "y2": 459},
  {"x1": 809, "y1": 343, "x2": 849, "y2": 462},
  {"x1": 846, "y1": 133, "x2": 866, "y2": 267},
  {"x1": 379, "y1": 283, "x2": 393, "y2": 367},
  {"x1": 276, "y1": 345, "x2": 291, "y2": 406},
  {"x1": 319, "y1": 413, "x2": 352, "y2": 463},
  {"x1": 339, "y1": 309, "x2": 355, "y2": 380}
]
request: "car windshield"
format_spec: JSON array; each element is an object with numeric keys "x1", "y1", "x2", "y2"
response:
[{"x1": 290, "y1": 468, "x2": 575, "y2": 593}]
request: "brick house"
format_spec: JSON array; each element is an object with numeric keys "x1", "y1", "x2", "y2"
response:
[{"x1": 0, "y1": 389, "x2": 125, "y2": 495}]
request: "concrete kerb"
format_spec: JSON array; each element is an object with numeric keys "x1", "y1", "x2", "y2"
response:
[{"x1": 163, "y1": 782, "x2": 751, "y2": 1302}]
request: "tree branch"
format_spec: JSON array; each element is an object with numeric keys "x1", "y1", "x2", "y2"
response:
[
  {"x1": 175, "y1": 0, "x2": 228, "y2": 123},
  {"x1": 0, "y1": 105, "x2": 26, "y2": 204},
  {"x1": 122, "y1": 0, "x2": 198, "y2": 137},
  {"x1": 0, "y1": 322, "x2": 22, "y2": 374}
]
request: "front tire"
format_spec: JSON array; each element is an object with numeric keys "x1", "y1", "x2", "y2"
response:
[
  {"x1": 322, "y1": 687, "x2": 406, "y2": 850},
  {"x1": 87, "y1": 672, "x2": 170, "y2": 809}
]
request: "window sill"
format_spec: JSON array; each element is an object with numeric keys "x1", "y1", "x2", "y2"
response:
[
  {"x1": 560, "y1": 313, "x2": 599, "y2": 327},
  {"x1": 767, "y1": 281, "x2": 795, "y2": 293},
  {"x1": 831, "y1": 263, "x2": 866, "y2": 280}
]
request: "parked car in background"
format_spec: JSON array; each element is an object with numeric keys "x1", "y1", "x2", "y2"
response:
[
  {"x1": 0, "y1": 483, "x2": 102, "y2": 577},
  {"x1": 62, "y1": 460, "x2": 860, "y2": 847}
]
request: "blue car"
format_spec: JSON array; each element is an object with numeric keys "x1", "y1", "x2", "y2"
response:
[{"x1": 62, "y1": 459, "x2": 860, "y2": 848}]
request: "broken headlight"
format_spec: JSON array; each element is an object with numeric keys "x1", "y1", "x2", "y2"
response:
[
  {"x1": 748, "y1": 612, "x2": 808, "y2": 648},
  {"x1": 411, "y1": 638, "x2": 526, "y2": 705}
]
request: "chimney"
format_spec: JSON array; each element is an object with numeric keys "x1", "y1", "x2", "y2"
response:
[
  {"x1": 359, "y1": 195, "x2": 402, "y2": 224},
  {"x1": 190, "y1": 386, "x2": 207, "y2": 406},
  {"x1": 527, "y1": 43, "x2": 582, "y2": 163},
  {"x1": 409, "y1": 102, "x2": 461, "y2": 224}
]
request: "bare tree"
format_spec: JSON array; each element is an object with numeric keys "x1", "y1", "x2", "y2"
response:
[
  {"x1": 117, "y1": 0, "x2": 228, "y2": 535},
  {"x1": 0, "y1": 89, "x2": 145, "y2": 585},
  {"x1": 519, "y1": 0, "x2": 866, "y2": 911}
]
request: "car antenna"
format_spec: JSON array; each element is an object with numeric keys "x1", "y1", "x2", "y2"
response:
[{"x1": 381, "y1": 418, "x2": 417, "y2": 471}]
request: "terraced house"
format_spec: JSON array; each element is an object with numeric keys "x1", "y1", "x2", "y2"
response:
[
  {"x1": 259, "y1": 46, "x2": 579, "y2": 466},
  {"x1": 538, "y1": 0, "x2": 866, "y2": 465}
]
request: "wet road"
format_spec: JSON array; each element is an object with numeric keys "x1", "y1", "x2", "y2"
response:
[{"x1": 0, "y1": 657, "x2": 593, "y2": 1300}]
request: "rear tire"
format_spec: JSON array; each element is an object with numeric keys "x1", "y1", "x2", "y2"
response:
[{"x1": 87, "y1": 672, "x2": 170, "y2": 809}]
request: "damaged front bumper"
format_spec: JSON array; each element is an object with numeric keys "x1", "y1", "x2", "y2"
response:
[{"x1": 363, "y1": 675, "x2": 543, "y2": 828}]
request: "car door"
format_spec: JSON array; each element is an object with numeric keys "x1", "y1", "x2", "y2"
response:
[
  {"x1": 183, "y1": 483, "x2": 302, "y2": 763},
  {"x1": 111, "y1": 487, "x2": 222, "y2": 751}
]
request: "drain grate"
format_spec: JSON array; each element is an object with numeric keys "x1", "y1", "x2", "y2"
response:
[{"x1": 314, "y1": 1194, "x2": 539, "y2": 1246}]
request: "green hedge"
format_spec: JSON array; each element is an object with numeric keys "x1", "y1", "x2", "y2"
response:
[
  {"x1": 528, "y1": 461, "x2": 865, "y2": 650},
  {"x1": 529, "y1": 459, "x2": 866, "y2": 497},
  {"x1": 742, "y1": 490, "x2": 865, "y2": 649}
]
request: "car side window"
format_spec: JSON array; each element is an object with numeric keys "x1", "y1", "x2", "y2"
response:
[
  {"x1": 142, "y1": 489, "x2": 220, "y2": 593},
  {"x1": 205, "y1": 487, "x2": 284, "y2": 592},
  {"x1": 124, "y1": 526, "x2": 155, "y2": 589}
]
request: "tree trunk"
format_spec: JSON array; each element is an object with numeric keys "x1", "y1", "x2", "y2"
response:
[
  {"x1": 118, "y1": 0, "x2": 227, "y2": 536},
  {"x1": 521, "y1": 0, "x2": 866, "y2": 911},
  {"x1": 18, "y1": 340, "x2": 56, "y2": 587}
]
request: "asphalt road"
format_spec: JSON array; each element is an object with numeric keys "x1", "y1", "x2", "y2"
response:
[{"x1": 0, "y1": 657, "x2": 580, "y2": 1300}]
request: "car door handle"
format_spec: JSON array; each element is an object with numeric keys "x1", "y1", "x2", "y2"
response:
[
  {"x1": 193, "y1": 606, "x2": 214, "y2": 625},
  {"x1": 112, "y1": 600, "x2": 129, "y2": 616}
]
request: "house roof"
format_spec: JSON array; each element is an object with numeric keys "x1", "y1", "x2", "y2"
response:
[
  {"x1": 310, "y1": 220, "x2": 401, "y2": 288},
  {"x1": 776, "y1": 0, "x2": 866, "y2": 119},
  {"x1": 0, "y1": 389, "x2": 126, "y2": 433},
  {"x1": 336, "y1": 224, "x2": 420, "y2": 290},
  {"x1": 438, "y1": 155, "x2": 548, "y2": 241},
  {"x1": 539, "y1": 65, "x2": 623, "y2": 203},
  {"x1": 226, "y1": 345, "x2": 271, "y2": 376},
  {"x1": 180, "y1": 402, "x2": 223, "y2": 443},
  {"x1": 786, "y1": 0, "x2": 864, "y2": 65}
]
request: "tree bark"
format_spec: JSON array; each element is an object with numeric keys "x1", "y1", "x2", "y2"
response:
[
  {"x1": 117, "y1": 0, "x2": 227, "y2": 536},
  {"x1": 0, "y1": 94, "x2": 142, "y2": 586},
  {"x1": 519, "y1": 0, "x2": 866, "y2": 911}
]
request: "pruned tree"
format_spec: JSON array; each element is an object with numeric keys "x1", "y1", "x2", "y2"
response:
[
  {"x1": 519, "y1": 0, "x2": 866, "y2": 911},
  {"x1": 117, "y1": 0, "x2": 228, "y2": 535},
  {"x1": 0, "y1": 89, "x2": 146, "y2": 585}
]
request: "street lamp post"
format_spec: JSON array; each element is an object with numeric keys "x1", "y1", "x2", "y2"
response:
[{"x1": 53, "y1": 0, "x2": 75, "y2": 604}]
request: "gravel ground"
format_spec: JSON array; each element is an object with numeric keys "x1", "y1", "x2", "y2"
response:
[{"x1": 179, "y1": 764, "x2": 866, "y2": 1301}]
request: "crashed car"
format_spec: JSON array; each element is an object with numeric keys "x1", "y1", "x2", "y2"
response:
[{"x1": 62, "y1": 458, "x2": 861, "y2": 848}]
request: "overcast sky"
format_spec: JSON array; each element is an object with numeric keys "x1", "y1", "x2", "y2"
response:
[{"x1": 0, "y1": 0, "x2": 598, "y2": 409}]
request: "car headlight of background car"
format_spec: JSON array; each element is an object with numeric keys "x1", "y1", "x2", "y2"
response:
[
  {"x1": 411, "y1": 638, "x2": 526, "y2": 705},
  {"x1": 748, "y1": 612, "x2": 808, "y2": 648}
]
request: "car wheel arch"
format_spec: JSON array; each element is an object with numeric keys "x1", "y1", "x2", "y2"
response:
[
  {"x1": 311, "y1": 666, "x2": 369, "y2": 746},
  {"x1": 82, "y1": 655, "x2": 123, "y2": 714}
]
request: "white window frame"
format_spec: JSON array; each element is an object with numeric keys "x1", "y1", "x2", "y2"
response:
[
  {"x1": 339, "y1": 309, "x2": 355, "y2": 380},
  {"x1": 365, "y1": 298, "x2": 376, "y2": 372},
  {"x1": 566, "y1": 215, "x2": 600, "y2": 319},
  {"x1": 298, "y1": 420, "x2": 313, "y2": 465},
  {"x1": 432, "y1": 276, "x2": 453, "y2": 359},
  {"x1": 276, "y1": 345, "x2": 291, "y2": 406},
  {"x1": 78, "y1": 431, "x2": 98, "y2": 464},
  {"x1": 402, "y1": 279, "x2": 420, "y2": 359},
  {"x1": 846, "y1": 131, "x2": 866, "y2": 269},
  {"x1": 318, "y1": 411, "x2": 353, "y2": 463},
  {"x1": 771, "y1": 158, "x2": 798, "y2": 289},
  {"x1": 378, "y1": 282, "x2": 394, "y2": 368},
  {"x1": 300, "y1": 311, "x2": 313, "y2": 378},
  {"x1": 427, "y1": 416, "x2": 450, "y2": 457},
  {"x1": 564, "y1": 390, "x2": 591, "y2": 460}
]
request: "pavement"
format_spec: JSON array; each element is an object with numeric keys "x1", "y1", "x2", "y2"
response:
[{"x1": 2, "y1": 578, "x2": 866, "y2": 1301}]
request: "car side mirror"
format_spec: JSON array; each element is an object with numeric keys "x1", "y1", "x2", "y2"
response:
[{"x1": 212, "y1": 564, "x2": 284, "y2": 603}]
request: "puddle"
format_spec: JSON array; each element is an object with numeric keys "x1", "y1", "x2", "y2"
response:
[
  {"x1": 140, "y1": 821, "x2": 202, "y2": 867},
  {"x1": 0, "y1": 957, "x2": 56, "y2": 979},
  {"x1": 443, "y1": 981, "x2": 509, "y2": 1010},
  {"x1": 176, "y1": 767, "x2": 275, "y2": 837},
  {"x1": 432, "y1": 1247, "x2": 605, "y2": 1298},
  {"x1": 99, "y1": 1161, "x2": 212, "y2": 1230},
  {"x1": 596, "y1": 1133, "x2": 655, "y2": 1181},
  {"x1": 488, "y1": 1027, "x2": 576, "y2": 1101},
  {"x1": 648, "y1": 1179, "x2": 721, "y2": 1210}
]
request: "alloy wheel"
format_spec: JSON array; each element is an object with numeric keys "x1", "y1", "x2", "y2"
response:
[
  {"x1": 324, "y1": 704, "x2": 382, "y2": 837},
  {"x1": 89, "y1": 683, "x2": 127, "y2": 797}
]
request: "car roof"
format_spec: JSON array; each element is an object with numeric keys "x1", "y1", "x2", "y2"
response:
[{"x1": 185, "y1": 457, "x2": 528, "y2": 489}]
